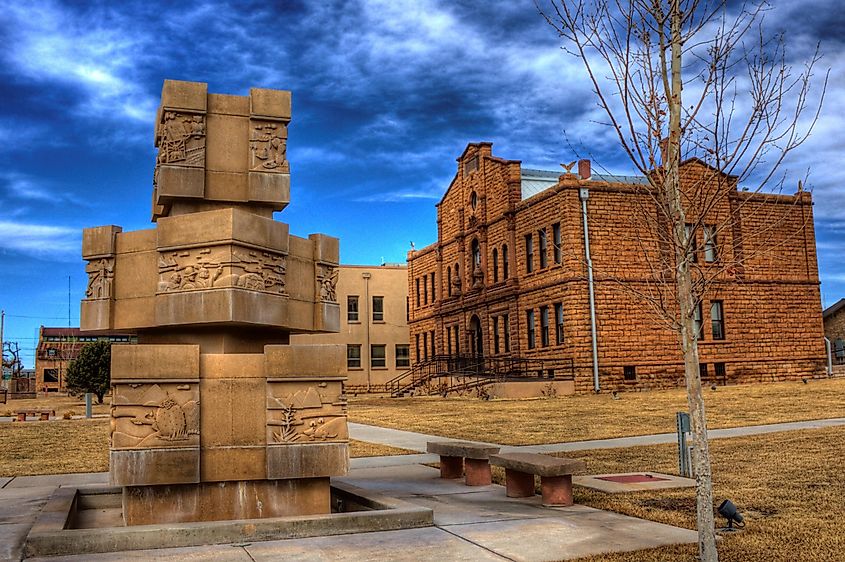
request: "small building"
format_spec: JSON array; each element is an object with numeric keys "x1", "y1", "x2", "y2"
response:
[
  {"x1": 291, "y1": 265, "x2": 410, "y2": 391},
  {"x1": 35, "y1": 327, "x2": 137, "y2": 392},
  {"x1": 823, "y1": 299, "x2": 845, "y2": 366}
]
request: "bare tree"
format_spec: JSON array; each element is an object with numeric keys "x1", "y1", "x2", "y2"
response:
[{"x1": 539, "y1": 1, "x2": 826, "y2": 559}]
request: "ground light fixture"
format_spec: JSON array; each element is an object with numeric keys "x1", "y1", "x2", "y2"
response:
[{"x1": 717, "y1": 499, "x2": 745, "y2": 532}]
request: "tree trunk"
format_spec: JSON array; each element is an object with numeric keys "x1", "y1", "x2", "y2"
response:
[{"x1": 667, "y1": 2, "x2": 718, "y2": 560}]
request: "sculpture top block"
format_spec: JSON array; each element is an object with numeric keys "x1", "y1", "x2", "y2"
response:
[
  {"x1": 153, "y1": 79, "x2": 292, "y2": 220},
  {"x1": 81, "y1": 80, "x2": 339, "y2": 336}
]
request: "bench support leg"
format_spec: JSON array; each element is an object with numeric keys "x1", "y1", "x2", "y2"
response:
[
  {"x1": 439, "y1": 455, "x2": 463, "y2": 479},
  {"x1": 504, "y1": 469, "x2": 535, "y2": 498},
  {"x1": 464, "y1": 458, "x2": 492, "y2": 486},
  {"x1": 540, "y1": 475, "x2": 574, "y2": 506}
]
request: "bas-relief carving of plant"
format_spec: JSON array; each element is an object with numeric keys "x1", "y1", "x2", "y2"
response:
[{"x1": 272, "y1": 403, "x2": 303, "y2": 443}]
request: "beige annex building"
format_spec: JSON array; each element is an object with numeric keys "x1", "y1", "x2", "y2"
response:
[{"x1": 291, "y1": 265, "x2": 409, "y2": 390}]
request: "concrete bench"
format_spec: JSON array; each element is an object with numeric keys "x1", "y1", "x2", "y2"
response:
[
  {"x1": 13, "y1": 409, "x2": 55, "y2": 422},
  {"x1": 427, "y1": 441, "x2": 500, "y2": 486},
  {"x1": 490, "y1": 452, "x2": 585, "y2": 506}
]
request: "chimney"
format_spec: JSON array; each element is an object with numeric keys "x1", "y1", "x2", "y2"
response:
[{"x1": 578, "y1": 159, "x2": 591, "y2": 180}]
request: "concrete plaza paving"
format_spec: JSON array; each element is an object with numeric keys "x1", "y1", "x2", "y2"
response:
[{"x1": 6, "y1": 465, "x2": 698, "y2": 562}]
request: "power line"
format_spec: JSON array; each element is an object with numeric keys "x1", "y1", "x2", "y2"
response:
[{"x1": 4, "y1": 314, "x2": 80, "y2": 320}]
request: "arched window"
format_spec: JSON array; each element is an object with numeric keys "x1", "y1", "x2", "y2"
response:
[
  {"x1": 502, "y1": 244, "x2": 509, "y2": 279},
  {"x1": 492, "y1": 248, "x2": 499, "y2": 283},
  {"x1": 471, "y1": 239, "x2": 481, "y2": 267},
  {"x1": 447, "y1": 266, "x2": 452, "y2": 296}
]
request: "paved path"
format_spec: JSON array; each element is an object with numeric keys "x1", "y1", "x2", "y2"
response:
[{"x1": 349, "y1": 417, "x2": 845, "y2": 467}]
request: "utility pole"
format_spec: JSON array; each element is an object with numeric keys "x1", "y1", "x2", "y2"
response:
[
  {"x1": 1, "y1": 310, "x2": 5, "y2": 389},
  {"x1": 68, "y1": 275, "x2": 72, "y2": 328}
]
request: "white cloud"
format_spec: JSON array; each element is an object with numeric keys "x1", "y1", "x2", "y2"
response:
[
  {"x1": 1, "y1": 0, "x2": 158, "y2": 124},
  {"x1": 0, "y1": 221, "x2": 80, "y2": 257}
]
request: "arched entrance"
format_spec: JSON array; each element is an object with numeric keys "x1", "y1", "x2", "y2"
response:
[{"x1": 469, "y1": 315, "x2": 483, "y2": 357}]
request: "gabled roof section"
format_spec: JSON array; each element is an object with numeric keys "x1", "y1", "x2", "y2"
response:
[
  {"x1": 679, "y1": 157, "x2": 739, "y2": 180},
  {"x1": 823, "y1": 298, "x2": 845, "y2": 319}
]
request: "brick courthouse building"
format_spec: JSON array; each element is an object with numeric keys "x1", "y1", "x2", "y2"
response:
[{"x1": 407, "y1": 143, "x2": 826, "y2": 393}]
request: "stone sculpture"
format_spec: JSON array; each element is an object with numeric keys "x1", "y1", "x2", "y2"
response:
[{"x1": 82, "y1": 80, "x2": 345, "y2": 525}]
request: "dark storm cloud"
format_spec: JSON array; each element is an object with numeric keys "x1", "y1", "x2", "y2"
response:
[{"x1": 0, "y1": 0, "x2": 843, "y2": 365}]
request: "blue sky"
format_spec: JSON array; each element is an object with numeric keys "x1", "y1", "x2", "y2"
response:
[{"x1": 1, "y1": 0, "x2": 843, "y2": 367}]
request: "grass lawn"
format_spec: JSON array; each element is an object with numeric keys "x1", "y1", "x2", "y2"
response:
[
  {"x1": 0, "y1": 420, "x2": 412, "y2": 477},
  {"x1": 543, "y1": 426, "x2": 845, "y2": 562},
  {"x1": 0, "y1": 394, "x2": 111, "y2": 418},
  {"x1": 349, "y1": 378, "x2": 845, "y2": 445}
]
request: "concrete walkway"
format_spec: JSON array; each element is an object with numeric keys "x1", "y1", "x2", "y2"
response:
[{"x1": 350, "y1": 416, "x2": 845, "y2": 463}]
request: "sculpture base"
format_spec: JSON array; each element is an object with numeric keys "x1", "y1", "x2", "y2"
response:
[{"x1": 122, "y1": 478, "x2": 330, "y2": 525}]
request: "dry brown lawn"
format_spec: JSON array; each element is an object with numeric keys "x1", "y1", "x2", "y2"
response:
[
  {"x1": 524, "y1": 427, "x2": 844, "y2": 562},
  {"x1": 0, "y1": 394, "x2": 110, "y2": 418},
  {"x1": 348, "y1": 440, "x2": 414, "y2": 457},
  {"x1": 0, "y1": 421, "x2": 413, "y2": 477},
  {"x1": 349, "y1": 378, "x2": 845, "y2": 445},
  {"x1": 0, "y1": 419, "x2": 109, "y2": 476}
]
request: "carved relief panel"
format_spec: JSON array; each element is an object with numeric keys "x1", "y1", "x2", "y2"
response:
[
  {"x1": 249, "y1": 119, "x2": 289, "y2": 173},
  {"x1": 316, "y1": 263, "x2": 338, "y2": 303},
  {"x1": 155, "y1": 111, "x2": 206, "y2": 167},
  {"x1": 111, "y1": 382, "x2": 200, "y2": 449},
  {"x1": 266, "y1": 381, "x2": 347, "y2": 444},
  {"x1": 157, "y1": 245, "x2": 287, "y2": 295},
  {"x1": 84, "y1": 257, "x2": 115, "y2": 300}
]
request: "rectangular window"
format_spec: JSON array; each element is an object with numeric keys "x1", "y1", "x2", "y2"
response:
[
  {"x1": 493, "y1": 316, "x2": 500, "y2": 354},
  {"x1": 624, "y1": 366, "x2": 636, "y2": 381},
  {"x1": 693, "y1": 302, "x2": 703, "y2": 340},
  {"x1": 396, "y1": 344, "x2": 410, "y2": 368},
  {"x1": 430, "y1": 272, "x2": 436, "y2": 302},
  {"x1": 44, "y1": 368, "x2": 59, "y2": 382},
  {"x1": 685, "y1": 223, "x2": 698, "y2": 263},
  {"x1": 525, "y1": 235, "x2": 534, "y2": 273},
  {"x1": 422, "y1": 332, "x2": 428, "y2": 360},
  {"x1": 415, "y1": 278, "x2": 420, "y2": 307},
  {"x1": 503, "y1": 314, "x2": 510, "y2": 352},
  {"x1": 372, "y1": 296, "x2": 384, "y2": 322},
  {"x1": 415, "y1": 333, "x2": 420, "y2": 362},
  {"x1": 715, "y1": 362, "x2": 726, "y2": 378},
  {"x1": 554, "y1": 303, "x2": 564, "y2": 344},
  {"x1": 371, "y1": 344, "x2": 386, "y2": 368},
  {"x1": 492, "y1": 249, "x2": 499, "y2": 283},
  {"x1": 423, "y1": 276, "x2": 428, "y2": 305},
  {"x1": 503, "y1": 246, "x2": 509, "y2": 279},
  {"x1": 699, "y1": 363, "x2": 709, "y2": 380},
  {"x1": 538, "y1": 228, "x2": 548, "y2": 268},
  {"x1": 347, "y1": 345, "x2": 361, "y2": 369},
  {"x1": 711, "y1": 300, "x2": 725, "y2": 340},
  {"x1": 540, "y1": 306, "x2": 549, "y2": 347},
  {"x1": 553, "y1": 222, "x2": 561, "y2": 264},
  {"x1": 704, "y1": 225, "x2": 718, "y2": 263},
  {"x1": 446, "y1": 327, "x2": 452, "y2": 355},
  {"x1": 347, "y1": 296, "x2": 359, "y2": 322},
  {"x1": 430, "y1": 330, "x2": 436, "y2": 357},
  {"x1": 454, "y1": 326, "x2": 460, "y2": 355},
  {"x1": 526, "y1": 310, "x2": 535, "y2": 350}
]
